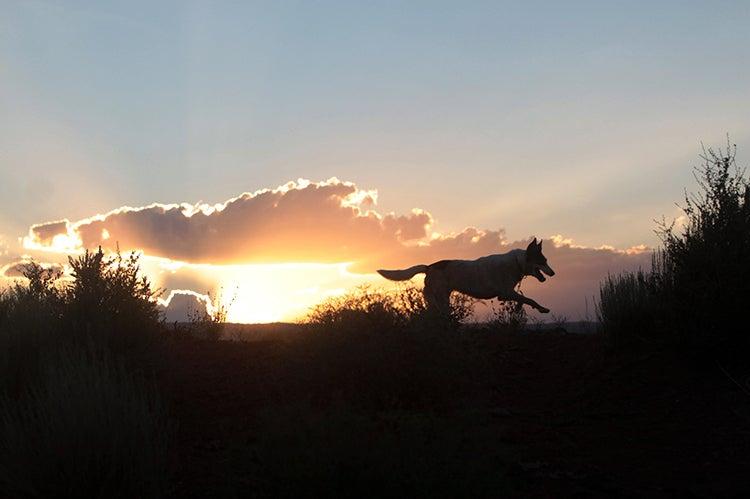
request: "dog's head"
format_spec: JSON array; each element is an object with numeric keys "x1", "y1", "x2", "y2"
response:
[{"x1": 525, "y1": 238, "x2": 555, "y2": 282}]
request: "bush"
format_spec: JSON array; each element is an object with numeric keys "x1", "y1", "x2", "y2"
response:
[
  {"x1": 0, "y1": 249, "x2": 165, "y2": 394},
  {"x1": 306, "y1": 284, "x2": 474, "y2": 334},
  {"x1": 307, "y1": 285, "x2": 424, "y2": 332},
  {"x1": 0, "y1": 344, "x2": 172, "y2": 498},
  {"x1": 299, "y1": 286, "x2": 491, "y2": 412},
  {"x1": 0, "y1": 265, "x2": 64, "y2": 395},
  {"x1": 598, "y1": 140, "x2": 750, "y2": 350},
  {"x1": 487, "y1": 299, "x2": 528, "y2": 333},
  {"x1": 658, "y1": 141, "x2": 750, "y2": 347},
  {"x1": 64, "y1": 248, "x2": 163, "y2": 352},
  {"x1": 0, "y1": 248, "x2": 173, "y2": 497}
]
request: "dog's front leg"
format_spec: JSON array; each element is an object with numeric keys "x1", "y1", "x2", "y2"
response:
[{"x1": 502, "y1": 290, "x2": 550, "y2": 314}]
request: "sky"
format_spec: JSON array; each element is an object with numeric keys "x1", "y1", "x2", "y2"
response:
[{"x1": 1, "y1": 1, "x2": 749, "y2": 322}]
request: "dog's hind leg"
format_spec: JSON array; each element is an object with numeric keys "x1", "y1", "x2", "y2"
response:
[
  {"x1": 501, "y1": 290, "x2": 550, "y2": 314},
  {"x1": 424, "y1": 272, "x2": 451, "y2": 317}
]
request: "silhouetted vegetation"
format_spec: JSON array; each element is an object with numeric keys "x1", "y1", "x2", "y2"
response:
[
  {"x1": 487, "y1": 299, "x2": 528, "y2": 333},
  {"x1": 0, "y1": 248, "x2": 171, "y2": 498},
  {"x1": 181, "y1": 288, "x2": 232, "y2": 341},
  {"x1": 306, "y1": 284, "x2": 475, "y2": 333},
  {"x1": 598, "y1": 252, "x2": 670, "y2": 348},
  {"x1": 599, "y1": 140, "x2": 750, "y2": 351},
  {"x1": 0, "y1": 345, "x2": 171, "y2": 498},
  {"x1": 302, "y1": 285, "x2": 493, "y2": 411},
  {"x1": 167, "y1": 286, "x2": 515, "y2": 497}
]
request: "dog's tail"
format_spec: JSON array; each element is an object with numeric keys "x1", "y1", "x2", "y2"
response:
[{"x1": 377, "y1": 264, "x2": 429, "y2": 281}]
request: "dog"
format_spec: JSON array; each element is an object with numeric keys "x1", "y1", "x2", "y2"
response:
[{"x1": 377, "y1": 238, "x2": 555, "y2": 314}]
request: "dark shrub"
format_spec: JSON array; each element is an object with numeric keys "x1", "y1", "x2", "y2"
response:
[
  {"x1": 306, "y1": 284, "x2": 474, "y2": 334},
  {"x1": 301, "y1": 286, "x2": 489, "y2": 412},
  {"x1": 657, "y1": 142, "x2": 750, "y2": 347},
  {"x1": 0, "y1": 262, "x2": 64, "y2": 395},
  {"x1": 599, "y1": 140, "x2": 749, "y2": 350},
  {"x1": 64, "y1": 248, "x2": 163, "y2": 352},
  {"x1": 0, "y1": 249, "x2": 172, "y2": 497},
  {"x1": 487, "y1": 299, "x2": 528, "y2": 333}
]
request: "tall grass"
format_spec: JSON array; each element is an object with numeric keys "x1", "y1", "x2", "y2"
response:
[
  {"x1": 0, "y1": 344, "x2": 172, "y2": 498},
  {"x1": 597, "y1": 252, "x2": 669, "y2": 347}
]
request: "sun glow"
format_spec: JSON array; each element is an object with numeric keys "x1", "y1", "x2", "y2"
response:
[
  {"x1": 22, "y1": 222, "x2": 83, "y2": 254},
  {"x1": 140, "y1": 256, "x2": 380, "y2": 323},
  {"x1": 215, "y1": 263, "x2": 374, "y2": 323}
]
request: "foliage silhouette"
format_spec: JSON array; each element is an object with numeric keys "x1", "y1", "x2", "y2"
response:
[
  {"x1": 599, "y1": 139, "x2": 750, "y2": 350},
  {"x1": 0, "y1": 248, "x2": 171, "y2": 497}
]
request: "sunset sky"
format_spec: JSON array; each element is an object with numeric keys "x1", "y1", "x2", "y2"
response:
[{"x1": 2, "y1": 1, "x2": 749, "y2": 322}]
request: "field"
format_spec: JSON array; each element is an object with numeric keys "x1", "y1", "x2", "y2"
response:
[
  {"x1": 160, "y1": 323, "x2": 750, "y2": 497},
  {"x1": 3, "y1": 143, "x2": 749, "y2": 497}
]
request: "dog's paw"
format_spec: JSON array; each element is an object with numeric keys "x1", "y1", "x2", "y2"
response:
[{"x1": 537, "y1": 306, "x2": 550, "y2": 314}]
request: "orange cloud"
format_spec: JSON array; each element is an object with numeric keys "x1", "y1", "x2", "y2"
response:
[{"x1": 24, "y1": 178, "x2": 433, "y2": 271}]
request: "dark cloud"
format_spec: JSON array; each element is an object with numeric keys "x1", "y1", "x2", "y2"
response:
[
  {"x1": 29, "y1": 220, "x2": 69, "y2": 246},
  {"x1": 1, "y1": 260, "x2": 64, "y2": 279},
  {"x1": 158, "y1": 290, "x2": 210, "y2": 323}
]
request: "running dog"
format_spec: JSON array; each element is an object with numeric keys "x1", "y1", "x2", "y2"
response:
[{"x1": 377, "y1": 238, "x2": 555, "y2": 314}]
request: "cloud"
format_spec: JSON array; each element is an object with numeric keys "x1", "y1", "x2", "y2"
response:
[
  {"x1": 28, "y1": 220, "x2": 70, "y2": 246},
  {"x1": 21, "y1": 178, "x2": 655, "y2": 320},
  {"x1": 158, "y1": 290, "x2": 211, "y2": 323},
  {"x1": 24, "y1": 178, "x2": 434, "y2": 271},
  {"x1": 1, "y1": 260, "x2": 64, "y2": 279}
]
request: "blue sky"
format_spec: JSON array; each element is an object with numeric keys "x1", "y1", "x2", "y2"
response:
[{"x1": 2, "y1": 0, "x2": 749, "y2": 249}]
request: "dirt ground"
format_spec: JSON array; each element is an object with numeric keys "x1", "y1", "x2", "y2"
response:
[{"x1": 159, "y1": 325, "x2": 750, "y2": 498}]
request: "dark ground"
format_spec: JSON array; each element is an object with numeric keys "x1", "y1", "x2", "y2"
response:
[{"x1": 159, "y1": 325, "x2": 750, "y2": 498}]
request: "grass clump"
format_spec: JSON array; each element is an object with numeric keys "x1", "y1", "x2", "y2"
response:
[
  {"x1": 0, "y1": 344, "x2": 172, "y2": 498},
  {"x1": 597, "y1": 252, "x2": 670, "y2": 348}
]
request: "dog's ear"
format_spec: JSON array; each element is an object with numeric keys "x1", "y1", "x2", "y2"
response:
[
  {"x1": 526, "y1": 238, "x2": 538, "y2": 253},
  {"x1": 537, "y1": 239, "x2": 543, "y2": 250}
]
